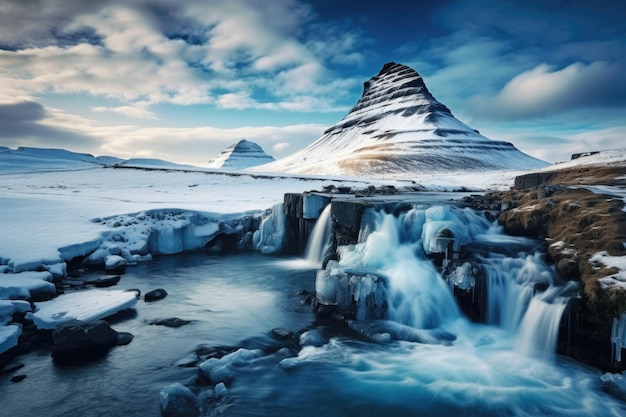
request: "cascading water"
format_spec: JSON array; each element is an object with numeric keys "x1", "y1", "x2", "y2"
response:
[
  {"x1": 332, "y1": 203, "x2": 576, "y2": 362},
  {"x1": 304, "y1": 204, "x2": 333, "y2": 266},
  {"x1": 338, "y1": 207, "x2": 460, "y2": 329}
]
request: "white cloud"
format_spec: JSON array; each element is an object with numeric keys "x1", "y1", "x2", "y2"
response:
[
  {"x1": 17, "y1": 102, "x2": 326, "y2": 164},
  {"x1": 92, "y1": 105, "x2": 157, "y2": 120},
  {"x1": 0, "y1": 0, "x2": 365, "y2": 114},
  {"x1": 272, "y1": 142, "x2": 290, "y2": 152},
  {"x1": 468, "y1": 61, "x2": 625, "y2": 120}
]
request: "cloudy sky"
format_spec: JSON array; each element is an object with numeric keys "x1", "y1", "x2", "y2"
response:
[{"x1": 1, "y1": 0, "x2": 624, "y2": 165}]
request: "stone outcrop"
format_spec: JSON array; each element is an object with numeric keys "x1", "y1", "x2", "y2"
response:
[{"x1": 51, "y1": 319, "x2": 132, "y2": 363}]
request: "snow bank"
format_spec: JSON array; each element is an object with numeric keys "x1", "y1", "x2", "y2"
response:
[
  {"x1": 591, "y1": 251, "x2": 626, "y2": 289},
  {"x1": 29, "y1": 289, "x2": 138, "y2": 330},
  {"x1": 0, "y1": 300, "x2": 31, "y2": 353},
  {"x1": 0, "y1": 271, "x2": 56, "y2": 299},
  {"x1": 540, "y1": 148, "x2": 626, "y2": 171},
  {"x1": 86, "y1": 209, "x2": 261, "y2": 263},
  {"x1": 0, "y1": 324, "x2": 21, "y2": 354}
]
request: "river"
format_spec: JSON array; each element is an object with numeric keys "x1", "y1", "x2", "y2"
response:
[{"x1": 1, "y1": 203, "x2": 625, "y2": 416}]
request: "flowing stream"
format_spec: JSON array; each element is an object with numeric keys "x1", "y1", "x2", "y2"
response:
[{"x1": 1, "y1": 200, "x2": 625, "y2": 416}]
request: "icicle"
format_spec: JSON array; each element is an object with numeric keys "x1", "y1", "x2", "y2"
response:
[
  {"x1": 611, "y1": 317, "x2": 619, "y2": 364},
  {"x1": 617, "y1": 314, "x2": 626, "y2": 363}
]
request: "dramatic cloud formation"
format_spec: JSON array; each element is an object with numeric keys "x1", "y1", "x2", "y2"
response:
[
  {"x1": 469, "y1": 61, "x2": 626, "y2": 120},
  {"x1": 0, "y1": 0, "x2": 624, "y2": 164},
  {"x1": 0, "y1": 101, "x2": 99, "y2": 148}
]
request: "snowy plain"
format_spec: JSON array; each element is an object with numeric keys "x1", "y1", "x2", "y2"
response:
[{"x1": 1, "y1": 146, "x2": 625, "y2": 354}]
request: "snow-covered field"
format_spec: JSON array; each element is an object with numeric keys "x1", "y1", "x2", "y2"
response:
[{"x1": 1, "y1": 146, "x2": 625, "y2": 354}]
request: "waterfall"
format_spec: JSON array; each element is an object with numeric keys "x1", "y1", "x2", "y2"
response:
[
  {"x1": 479, "y1": 235, "x2": 577, "y2": 363},
  {"x1": 304, "y1": 205, "x2": 332, "y2": 266},
  {"x1": 516, "y1": 281, "x2": 578, "y2": 362},
  {"x1": 338, "y1": 208, "x2": 460, "y2": 329},
  {"x1": 322, "y1": 203, "x2": 578, "y2": 363}
]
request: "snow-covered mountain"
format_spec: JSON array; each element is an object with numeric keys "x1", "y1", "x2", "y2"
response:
[
  {"x1": 0, "y1": 147, "x2": 192, "y2": 174},
  {"x1": 207, "y1": 139, "x2": 275, "y2": 170},
  {"x1": 0, "y1": 147, "x2": 120, "y2": 173},
  {"x1": 255, "y1": 62, "x2": 548, "y2": 176}
]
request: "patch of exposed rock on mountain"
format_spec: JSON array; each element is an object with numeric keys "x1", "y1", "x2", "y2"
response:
[{"x1": 256, "y1": 62, "x2": 547, "y2": 176}]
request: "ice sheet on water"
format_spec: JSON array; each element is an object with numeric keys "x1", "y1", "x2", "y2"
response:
[
  {"x1": 0, "y1": 324, "x2": 21, "y2": 354},
  {"x1": 0, "y1": 271, "x2": 56, "y2": 300},
  {"x1": 0, "y1": 299, "x2": 31, "y2": 324},
  {"x1": 29, "y1": 289, "x2": 138, "y2": 329}
]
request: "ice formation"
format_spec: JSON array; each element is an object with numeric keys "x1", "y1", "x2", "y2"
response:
[
  {"x1": 29, "y1": 289, "x2": 138, "y2": 329},
  {"x1": 0, "y1": 271, "x2": 56, "y2": 300},
  {"x1": 253, "y1": 203, "x2": 286, "y2": 254}
]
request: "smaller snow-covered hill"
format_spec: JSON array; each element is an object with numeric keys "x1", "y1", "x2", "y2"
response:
[
  {"x1": 0, "y1": 147, "x2": 120, "y2": 174},
  {"x1": 255, "y1": 62, "x2": 547, "y2": 176},
  {"x1": 208, "y1": 139, "x2": 275, "y2": 170},
  {"x1": 0, "y1": 147, "x2": 197, "y2": 174}
]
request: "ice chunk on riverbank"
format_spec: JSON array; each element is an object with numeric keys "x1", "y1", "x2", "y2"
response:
[
  {"x1": 0, "y1": 300, "x2": 31, "y2": 352},
  {"x1": 29, "y1": 289, "x2": 137, "y2": 329},
  {"x1": 0, "y1": 324, "x2": 20, "y2": 354},
  {"x1": 253, "y1": 203, "x2": 286, "y2": 254},
  {"x1": 0, "y1": 271, "x2": 56, "y2": 300}
]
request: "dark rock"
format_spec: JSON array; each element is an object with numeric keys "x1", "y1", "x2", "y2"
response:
[
  {"x1": 53, "y1": 319, "x2": 118, "y2": 351},
  {"x1": 84, "y1": 275, "x2": 121, "y2": 288},
  {"x1": 144, "y1": 288, "x2": 168, "y2": 302},
  {"x1": 52, "y1": 319, "x2": 120, "y2": 364},
  {"x1": 537, "y1": 184, "x2": 568, "y2": 199},
  {"x1": 159, "y1": 383, "x2": 201, "y2": 417},
  {"x1": 513, "y1": 172, "x2": 558, "y2": 189},
  {"x1": 10, "y1": 374, "x2": 26, "y2": 383},
  {"x1": 331, "y1": 200, "x2": 367, "y2": 246},
  {"x1": 571, "y1": 151, "x2": 600, "y2": 160},
  {"x1": 29, "y1": 285, "x2": 58, "y2": 302},
  {"x1": 61, "y1": 279, "x2": 84, "y2": 288},
  {"x1": 312, "y1": 301, "x2": 337, "y2": 318},
  {"x1": 271, "y1": 327, "x2": 293, "y2": 340},
  {"x1": 205, "y1": 233, "x2": 239, "y2": 253},
  {"x1": 283, "y1": 193, "x2": 303, "y2": 218},
  {"x1": 116, "y1": 332, "x2": 134, "y2": 346},
  {"x1": 149, "y1": 318, "x2": 191, "y2": 328},
  {"x1": 1, "y1": 360, "x2": 24, "y2": 374}
]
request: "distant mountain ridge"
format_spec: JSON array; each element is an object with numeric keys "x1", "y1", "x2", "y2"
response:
[
  {"x1": 207, "y1": 139, "x2": 275, "y2": 170},
  {"x1": 0, "y1": 147, "x2": 189, "y2": 174},
  {"x1": 255, "y1": 62, "x2": 548, "y2": 176}
]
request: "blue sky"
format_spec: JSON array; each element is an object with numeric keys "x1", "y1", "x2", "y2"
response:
[{"x1": 0, "y1": 0, "x2": 624, "y2": 165}]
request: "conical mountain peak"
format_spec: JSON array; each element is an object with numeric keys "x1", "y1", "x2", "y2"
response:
[
  {"x1": 255, "y1": 63, "x2": 547, "y2": 176},
  {"x1": 208, "y1": 139, "x2": 275, "y2": 170}
]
